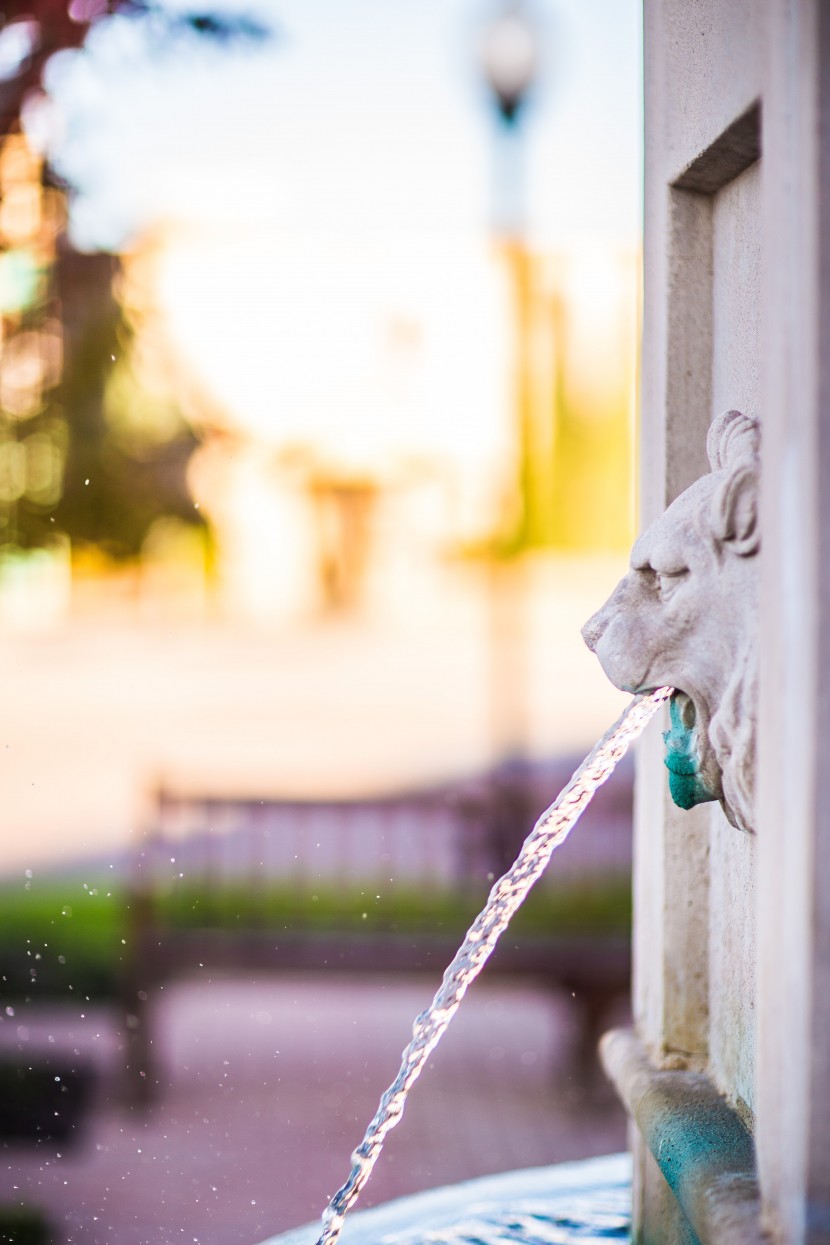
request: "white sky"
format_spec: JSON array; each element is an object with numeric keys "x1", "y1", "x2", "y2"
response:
[{"x1": 38, "y1": 0, "x2": 642, "y2": 253}]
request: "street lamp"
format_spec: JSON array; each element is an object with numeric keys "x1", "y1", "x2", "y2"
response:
[
  {"x1": 479, "y1": 0, "x2": 538, "y2": 235},
  {"x1": 479, "y1": 1, "x2": 538, "y2": 126},
  {"x1": 478, "y1": 1, "x2": 543, "y2": 843},
  {"x1": 479, "y1": 0, "x2": 545, "y2": 554}
]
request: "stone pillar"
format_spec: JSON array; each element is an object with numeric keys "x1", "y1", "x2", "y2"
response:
[{"x1": 757, "y1": 4, "x2": 830, "y2": 1240}]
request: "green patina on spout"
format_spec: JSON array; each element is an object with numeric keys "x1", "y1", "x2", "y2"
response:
[{"x1": 663, "y1": 693, "x2": 718, "y2": 811}]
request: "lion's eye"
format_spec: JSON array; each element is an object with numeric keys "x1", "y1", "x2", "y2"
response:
[{"x1": 656, "y1": 569, "x2": 688, "y2": 601}]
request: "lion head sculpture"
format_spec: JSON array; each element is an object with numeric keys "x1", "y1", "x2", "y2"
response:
[{"x1": 582, "y1": 409, "x2": 760, "y2": 833}]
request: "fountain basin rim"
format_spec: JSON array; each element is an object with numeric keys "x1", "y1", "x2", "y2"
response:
[{"x1": 600, "y1": 1028, "x2": 764, "y2": 1245}]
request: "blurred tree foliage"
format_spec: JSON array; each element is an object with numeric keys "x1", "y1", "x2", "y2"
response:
[
  {"x1": 0, "y1": 0, "x2": 273, "y2": 557},
  {"x1": 1, "y1": 242, "x2": 205, "y2": 558},
  {"x1": 51, "y1": 245, "x2": 205, "y2": 559}
]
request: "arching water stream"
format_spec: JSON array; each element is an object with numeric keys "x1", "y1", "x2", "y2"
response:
[{"x1": 316, "y1": 687, "x2": 672, "y2": 1245}]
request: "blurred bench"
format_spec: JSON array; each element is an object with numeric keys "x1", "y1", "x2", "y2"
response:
[{"x1": 122, "y1": 758, "x2": 634, "y2": 1101}]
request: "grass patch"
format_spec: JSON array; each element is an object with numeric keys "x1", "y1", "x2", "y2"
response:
[
  {"x1": 0, "y1": 878, "x2": 126, "y2": 1001},
  {"x1": 0, "y1": 1205, "x2": 51, "y2": 1245},
  {"x1": 157, "y1": 877, "x2": 631, "y2": 937},
  {"x1": 0, "y1": 874, "x2": 630, "y2": 1002}
]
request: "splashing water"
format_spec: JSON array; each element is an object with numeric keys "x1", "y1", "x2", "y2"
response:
[{"x1": 316, "y1": 687, "x2": 673, "y2": 1245}]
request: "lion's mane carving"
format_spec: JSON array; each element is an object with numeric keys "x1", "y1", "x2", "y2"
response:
[{"x1": 582, "y1": 409, "x2": 760, "y2": 833}]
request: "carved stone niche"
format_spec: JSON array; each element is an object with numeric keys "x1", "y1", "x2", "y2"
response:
[{"x1": 582, "y1": 410, "x2": 760, "y2": 834}]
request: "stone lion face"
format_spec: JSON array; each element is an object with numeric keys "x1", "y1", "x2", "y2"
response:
[{"x1": 581, "y1": 410, "x2": 760, "y2": 833}]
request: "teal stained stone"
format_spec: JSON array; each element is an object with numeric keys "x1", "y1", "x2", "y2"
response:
[{"x1": 663, "y1": 694, "x2": 717, "y2": 811}]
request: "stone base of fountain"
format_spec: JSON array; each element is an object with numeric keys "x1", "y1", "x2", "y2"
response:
[{"x1": 600, "y1": 1030, "x2": 765, "y2": 1245}]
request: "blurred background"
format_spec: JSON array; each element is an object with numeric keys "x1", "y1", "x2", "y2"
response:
[{"x1": 0, "y1": 1, "x2": 642, "y2": 1241}]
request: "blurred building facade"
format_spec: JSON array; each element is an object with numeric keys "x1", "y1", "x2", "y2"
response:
[{"x1": 76, "y1": 224, "x2": 638, "y2": 627}]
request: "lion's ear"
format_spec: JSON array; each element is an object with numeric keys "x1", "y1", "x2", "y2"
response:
[{"x1": 712, "y1": 464, "x2": 759, "y2": 556}]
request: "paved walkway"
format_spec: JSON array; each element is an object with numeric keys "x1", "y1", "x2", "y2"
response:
[{"x1": 0, "y1": 974, "x2": 629, "y2": 1245}]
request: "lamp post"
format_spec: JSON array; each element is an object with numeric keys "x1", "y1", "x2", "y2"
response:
[
  {"x1": 479, "y1": 1, "x2": 537, "y2": 236},
  {"x1": 479, "y1": 1, "x2": 540, "y2": 863},
  {"x1": 479, "y1": 0, "x2": 546, "y2": 550}
]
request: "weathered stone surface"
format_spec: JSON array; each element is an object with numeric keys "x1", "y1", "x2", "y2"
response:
[{"x1": 600, "y1": 1028, "x2": 765, "y2": 1245}]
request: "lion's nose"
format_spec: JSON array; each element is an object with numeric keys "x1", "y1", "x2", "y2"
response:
[{"x1": 581, "y1": 607, "x2": 609, "y2": 653}]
